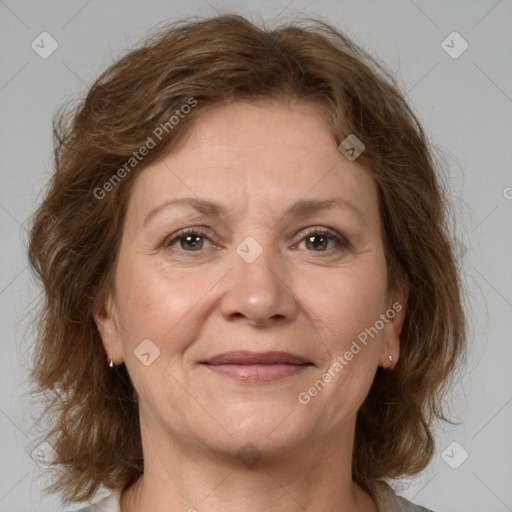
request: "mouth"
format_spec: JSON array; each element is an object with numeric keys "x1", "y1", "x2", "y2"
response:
[{"x1": 199, "y1": 351, "x2": 314, "y2": 382}]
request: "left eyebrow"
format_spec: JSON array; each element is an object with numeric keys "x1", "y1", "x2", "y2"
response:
[{"x1": 285, "y1": 198, "x2": 365, "y2": 219}]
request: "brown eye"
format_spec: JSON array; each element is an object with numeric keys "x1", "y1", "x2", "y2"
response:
[
  {"x1": 176, "y1": 234, "x2": 204, "y2": 251},
  {"x1": 163, "y1": 228, "x2": 212, "y2": 253},
  {"x1": 305, "y1": 234, "x2": 330, "y2": 251},
  {"x1": 298, "y1": 228, "x2": 348, "y2": 253}
]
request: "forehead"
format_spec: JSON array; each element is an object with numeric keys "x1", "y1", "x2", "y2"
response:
[
  {"x1": 173, "y1": 99, "x2": 339, "y2": 165},
  {"x1": 127, "y1": 100, "x2": 379, "y2": 226}
]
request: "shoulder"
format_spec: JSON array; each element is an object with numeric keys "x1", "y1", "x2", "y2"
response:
[
  {"x1": 369, "y1": 480, "x2": 436, "y2": 512},
  {"x1": 71, "y1": 488, "x2": 121, "y2": 512}
]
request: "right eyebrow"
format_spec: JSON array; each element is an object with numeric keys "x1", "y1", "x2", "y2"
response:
[{"x1": 143, "y1": 197, "x2": 227, "y2": 227}]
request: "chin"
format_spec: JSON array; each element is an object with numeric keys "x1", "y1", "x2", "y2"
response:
[{"x1": 200, "y1": 407, "x2": 313, "y2": 460}]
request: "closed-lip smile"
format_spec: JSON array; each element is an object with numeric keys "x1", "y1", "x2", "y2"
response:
[{"x1": 199, "y1": 351, "x2": 314, "y2": 382}]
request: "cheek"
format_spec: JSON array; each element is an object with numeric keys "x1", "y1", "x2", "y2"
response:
[
  {"x1": 113, "y1": 255, "x2": 200, "y2": 351},
  {"x1": 112, "y1": 258, "x2": 200, "y2": 409},
  {"x1": 298, "y1": 267, "x2": 387, "y2": 424},
  {"x1": 302, "y1": 260, "x2": 388, "y2": 356}
]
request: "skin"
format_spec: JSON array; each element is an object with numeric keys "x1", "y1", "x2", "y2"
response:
[{"x1": 94, "y1": 99, "x2": 408, "y2": 512}]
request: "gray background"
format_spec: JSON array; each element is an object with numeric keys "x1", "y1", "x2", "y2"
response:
[{"x1": 1, "y1": 0, "x2": 511, "y2": 510}]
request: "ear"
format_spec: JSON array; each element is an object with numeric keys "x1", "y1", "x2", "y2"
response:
[
  {"x1": 93, "y1": 292, "x2": 124, "y2": 366},
  {"x1": 379, "y1": 283, "x2": 408, "y2": 370}
]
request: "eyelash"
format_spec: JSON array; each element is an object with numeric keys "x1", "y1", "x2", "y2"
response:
[{"x1": 162, "y1": 226, "x2": 349, "y2": 256}]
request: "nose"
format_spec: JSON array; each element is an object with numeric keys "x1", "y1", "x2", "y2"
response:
[{"x1": 219, "y1": 241, "x2": 299, "y2": 327}]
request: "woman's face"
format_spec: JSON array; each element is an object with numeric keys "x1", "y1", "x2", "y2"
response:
[{"x1": 95, "y1": 100, "x2": 406, "y2": 460}]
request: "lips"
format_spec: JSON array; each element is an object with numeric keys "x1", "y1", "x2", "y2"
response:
[
  {"x1": 200, "y1": 351, "x2": 311, "y2": 366},
  {"x1": 199, "y1": 351, "x2": 313, "y2": 382}
]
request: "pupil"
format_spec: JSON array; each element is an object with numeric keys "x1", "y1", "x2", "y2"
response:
[
  {"x1": 183, "y1": 235, "x2": 202, "y2": 250},
  {"x1": 308, "y1": 235, "x2": 326, "y2": 250}
]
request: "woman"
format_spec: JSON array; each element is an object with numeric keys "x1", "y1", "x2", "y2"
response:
[{"x1": 27, "y1": 14, "x2": 466, "y2": 512}]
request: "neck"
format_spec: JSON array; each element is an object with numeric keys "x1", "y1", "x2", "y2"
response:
[{"x1": 120, "y1": 417, "x2": 377, "y2": 512}]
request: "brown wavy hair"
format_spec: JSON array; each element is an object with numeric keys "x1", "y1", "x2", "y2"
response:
[{"x1": 27, "y1": 13, "x2": 466, "y2": 504}]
